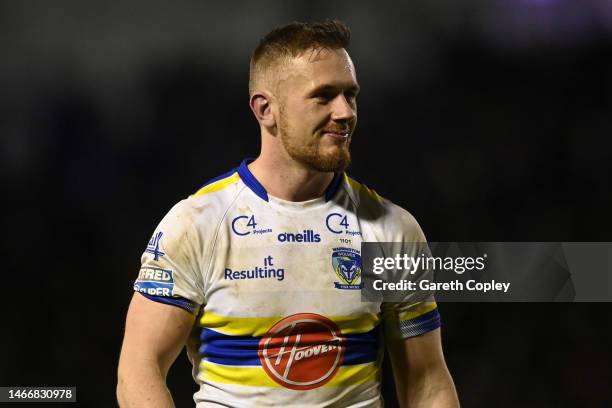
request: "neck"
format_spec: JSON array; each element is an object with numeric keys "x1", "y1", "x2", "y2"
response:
[{"x1": 248, "y1": 154, "x2": 335, "y2": 202}]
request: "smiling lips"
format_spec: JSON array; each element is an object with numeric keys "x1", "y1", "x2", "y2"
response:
[{"x1": 321, "y1": 129, "x2": 350, "y2": 140}]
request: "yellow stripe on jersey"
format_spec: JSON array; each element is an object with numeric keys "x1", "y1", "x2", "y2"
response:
[
  {"x1": 199, "y1": 360, "x2": 378, "y2": 388},
  {"x1": 331, "y1": 314, "x2": 381, "y2": 334},
  {"x1": 345, "y1": 175, "x2": 384, "y2": 201},
  {"x1": 199, "y1": 311, "x2": 381, "y2": 337},
  {"x1": 398, "y1": 301, "x2": 438, "y2": 322},
  {"x1": 192, "y1": 172, "x2": 240, "y2": 197}
]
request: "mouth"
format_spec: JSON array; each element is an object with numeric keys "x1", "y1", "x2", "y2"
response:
[{"x1": 321, "y1": 129, "x2": 350, "y2": 140}]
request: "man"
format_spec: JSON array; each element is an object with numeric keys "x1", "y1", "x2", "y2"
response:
[{"x1": 117, "y1": 20, "x2": 459, "y2": 407}]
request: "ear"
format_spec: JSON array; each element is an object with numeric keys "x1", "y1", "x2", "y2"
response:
[{"x1": 250, "y1": 91, "x2": 276, "y2": 129}]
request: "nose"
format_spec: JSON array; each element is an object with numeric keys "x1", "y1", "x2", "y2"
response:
[{"x1": 330, "y1": 94, "x2": 356, "y2": 122}]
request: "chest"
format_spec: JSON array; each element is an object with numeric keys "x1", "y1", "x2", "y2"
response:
[{"x1": 202, "y1": 206, "x2": 379, "y2": 318}]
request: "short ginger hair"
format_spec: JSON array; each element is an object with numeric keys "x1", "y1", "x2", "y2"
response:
[{"x1": 249, "y1": 20, "x2": 351, "y2": 96}]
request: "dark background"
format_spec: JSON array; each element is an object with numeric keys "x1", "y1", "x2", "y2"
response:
[{"x1": 1, "y1": 1, "x2": 611, "y2": 407}]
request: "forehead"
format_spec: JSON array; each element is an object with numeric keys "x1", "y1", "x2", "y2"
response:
[{"x1": 279, "y1": 48, "x2": 358, "y2": 93}]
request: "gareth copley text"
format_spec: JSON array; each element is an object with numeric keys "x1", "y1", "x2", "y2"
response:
[{"x1": 373, "y1": 279, "x2": 511, "y2": 293}]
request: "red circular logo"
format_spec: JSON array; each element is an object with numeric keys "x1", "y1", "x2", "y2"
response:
[{"x1": 258, "y1": 313, "x2": 344, "y2": 390}]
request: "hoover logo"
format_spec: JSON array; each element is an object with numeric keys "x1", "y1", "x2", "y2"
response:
[
  {"x1": 332, "y1": 247, "x2": 363, "y2": 290},
  {"x1": 258, "y1": 313, "x2": 344, "y2": 390},
  {"x1": 277, "y1": 230, "x2": 321, "y2": 243}
]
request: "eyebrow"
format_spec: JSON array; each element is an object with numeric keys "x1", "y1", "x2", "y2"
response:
[{"x1": 308, "y1": 83, "x2": 360, "y2": 97}]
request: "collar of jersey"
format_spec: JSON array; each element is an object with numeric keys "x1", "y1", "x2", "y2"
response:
[{"x1": 237, "y1": 158, "x2": 343, "y2": 203}]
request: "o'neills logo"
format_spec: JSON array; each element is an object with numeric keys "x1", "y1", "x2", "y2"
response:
[
  {"x1": 277, "y1": 230, "x2": 321, "y2": 243},
  {"x1": 258, "y1": 313, "x2": 344, "y2": 390}
]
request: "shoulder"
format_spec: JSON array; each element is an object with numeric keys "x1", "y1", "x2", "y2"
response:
[
  {"x1": 181, "y1": 169, "x2": 245, "y2": 216},
  {"x1": 191, "y1": 169, "x2": 243, "y2": 200},
  {"x1": 156, "y1": 169, "x2": 245, "y2": 237},
  {"x1": 343, "y1": 174, "x2": 425, "y2": 242}
]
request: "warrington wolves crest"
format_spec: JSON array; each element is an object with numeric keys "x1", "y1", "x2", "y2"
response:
[{"x1": 332, "y1": 247, "x2": 363, "y2": 290}]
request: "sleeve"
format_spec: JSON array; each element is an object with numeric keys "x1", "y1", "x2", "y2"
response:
[
  {"x1": 133, "y1": 199, "x2": 206, "y2": 313},
  {"x1": 381, "y1": 205, "x2": 441, "y2": 340}
]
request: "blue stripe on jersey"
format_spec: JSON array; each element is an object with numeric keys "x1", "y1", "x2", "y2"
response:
[
  {"x1": 200, "y1": 329, "x2": 261, "y2": 366},
  {"x1": 343, "y1": 327, "x2": 380, "y2": 365},
  {"x1": 324, "y1": 172, "x2": 344, "y2": 201},
  {"x1": 199, "y1": 326, "x2": 380, "y2": 367},
  {"x1": 399, "y1": 308, "x2": 441, "y2": 338},
  {"x1": 237, "y1": 159, "x2": 269, "y2": 201},
  {"x1": 139, "y1": 292, "x2": 199, "y2": 314},
  {"x1": 237, "y1": 158, "x2": 343, "y2": 203}
]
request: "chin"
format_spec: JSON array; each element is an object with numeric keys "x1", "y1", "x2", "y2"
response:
[{"x1": 312, "y1": 150, "x2": 351, "y2": 173}]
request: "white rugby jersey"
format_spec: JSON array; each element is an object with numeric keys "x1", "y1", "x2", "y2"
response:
[{"x1": 134, "y1": 159, "x2": 441, "y2": 407}]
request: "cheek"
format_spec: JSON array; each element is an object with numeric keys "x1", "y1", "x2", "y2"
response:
[
  {"x1": 298, "y1": 112, "x2": 325, "y2": 132},
  {"x1": 283, "y1": 99, "x2": 331, "y2": 133},
  {"x1": 308, "y1": 106, "x2": 333, "y2": 128}
]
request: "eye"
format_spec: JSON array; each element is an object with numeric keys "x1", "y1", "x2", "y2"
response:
[
  {"x1": 345, "y1": 93, "x2": 356, "y2": 104},
  {"x1": 314, "y1": 92, "x2": 335, "y2": 103}
]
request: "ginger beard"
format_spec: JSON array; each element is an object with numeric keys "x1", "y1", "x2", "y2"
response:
[{"x1": 277, "y1": 103, "x2": 353, "y2": 173}]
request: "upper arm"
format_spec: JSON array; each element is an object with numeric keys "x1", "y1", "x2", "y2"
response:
[
  {"x1": 382, "y1": 300, "x2": 457, "y2": 407},
  {"x1": 121, "y1": 199, "x2": 209, "y2": 377},
  {"x1": 387, "y1": 327, "x2": 446, "y2": 376},
  {"x1": 386, "y1": 328, "x2": 458, "y2": 408},
  {"x1": 118, "y1": 293, "x2": 196, "y2": 378}
]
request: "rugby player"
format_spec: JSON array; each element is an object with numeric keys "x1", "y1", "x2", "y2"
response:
[{"x1": 117, "y1": 20, "x2": 459, "y2": 407}]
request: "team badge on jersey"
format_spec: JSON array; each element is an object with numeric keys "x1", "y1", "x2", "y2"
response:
[
  {"x1": 332, "y1": 247, "x2": 363, "y2": 290},
  {"x1": 145, "y1": 231, "x2": 165, "y2": 260},
  {"x1": 258, "y1": 313, "x2": 344, "y2": 390}
]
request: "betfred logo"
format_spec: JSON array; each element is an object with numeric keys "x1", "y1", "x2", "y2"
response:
[{"x1": 258, "y1": 313, "x2": 344, "y2": 390}]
